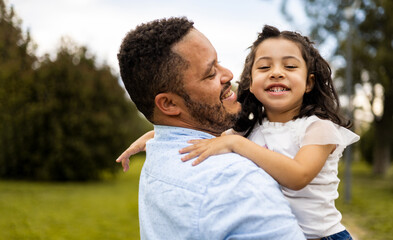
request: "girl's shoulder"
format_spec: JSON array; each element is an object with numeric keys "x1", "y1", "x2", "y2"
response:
[
  {"x1": 299, "y1": 115, "x2": 360, "y2": 150},
  {"x1": 302, "y1": 115, "x2": 333, "y2": 128}
]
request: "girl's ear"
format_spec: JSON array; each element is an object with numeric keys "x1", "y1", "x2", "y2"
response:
[
  {"x1": 306, "y1": 74, "x2": 315, "y2": 93},
  {"x1": 154, "y1": 93, "x2": 181, "y2": 116}
]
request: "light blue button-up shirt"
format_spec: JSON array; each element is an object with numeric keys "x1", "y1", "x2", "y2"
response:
[{"x1": 139, "y1": 125, "x2": 305, "y2": 240}]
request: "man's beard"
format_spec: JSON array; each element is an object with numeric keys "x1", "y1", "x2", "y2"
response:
[{"x1": 183, "y1": 95, "x2": 240, "y2": 134}]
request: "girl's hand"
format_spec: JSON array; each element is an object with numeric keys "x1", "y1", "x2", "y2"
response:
[
  {"x1": 116, "y1": 130, "x2": 154, "y2": 172},
  {"x1": 179, "y1": 135, "x2": 240, "y2": 166}
]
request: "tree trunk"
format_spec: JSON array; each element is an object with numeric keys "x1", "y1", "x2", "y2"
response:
[
  {"x1": 373, "y1": 136, "x2": 390, "y2": 175},
  {"x1": 372, "y1": 94, "x2": 392, "y2": 176}
]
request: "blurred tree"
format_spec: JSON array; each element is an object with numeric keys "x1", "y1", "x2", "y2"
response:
[
  {"x1": 28, "y1": 39, "x2": 151, "y2": 181},
  {"x1": 282, "y1": 0, "x2": 392, "y2": 175},
  {"x1": 0, "y1": 0, "x2": 152, "y2": 181},
  {"x1": 0, "y1": 0, "x2": 37, "y2": 178}
]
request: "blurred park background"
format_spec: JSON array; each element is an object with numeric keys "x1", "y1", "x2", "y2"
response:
[{"x1": 1, "y1": 0, "x2": 392, "y2": 239}]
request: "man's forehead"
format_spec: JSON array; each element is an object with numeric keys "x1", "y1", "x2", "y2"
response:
[
  {"x1": 174, "y1": 29, "x2": 215, "y2": 51},
  {"x1": 171, "y1": 28, "x2": 217, "y2": 81},
  {"x1": 173, "y1": 30, "x2": 215, "y2": 61},
  {"x1": 173, "y1": 29, "x2": 201, "y2": 51}
]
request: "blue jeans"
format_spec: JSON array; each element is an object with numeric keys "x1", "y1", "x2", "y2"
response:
[{"x1": 320, "y1": 230, "x2": 353, "y2": 240}]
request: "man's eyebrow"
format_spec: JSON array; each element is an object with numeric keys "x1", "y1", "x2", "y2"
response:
[{"x1": 202, "y1": 59, "x2": 216, "y2": 78}]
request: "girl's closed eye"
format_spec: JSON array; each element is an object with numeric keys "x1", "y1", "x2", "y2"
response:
[
  {"x1": 258, "y1": 66, "x2": 270, "y2": 70},
  {"x1": 285, "y1": 65, "x2": 298, "y2": 69}
]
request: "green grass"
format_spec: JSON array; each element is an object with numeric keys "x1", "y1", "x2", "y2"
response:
[
  {"x1": 1, "y1": 156, "x2": 392, "y2": 240},
  {"x1": 0, "y1": 156, "x2": 144, "y2": 240},
  {"x1": 337, "y1": 160, "x2": 393, "y2": 240}
]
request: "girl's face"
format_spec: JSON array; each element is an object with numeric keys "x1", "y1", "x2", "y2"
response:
[{"x1": 250, "y1": 38, "x2": 314, "y2": 122}]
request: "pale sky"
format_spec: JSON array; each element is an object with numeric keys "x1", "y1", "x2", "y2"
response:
[{"x1": 8, "y1": 0, "x2": 309, "y2": 80}]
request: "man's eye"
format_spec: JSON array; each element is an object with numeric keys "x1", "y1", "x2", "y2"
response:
[{"x1": 207, "y1": 71, "x2": 217, "y2": 78}]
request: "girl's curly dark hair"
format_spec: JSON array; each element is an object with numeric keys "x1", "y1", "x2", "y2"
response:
[{"x1": 234, "y1": 25, "x2": 351, "y2": 137}]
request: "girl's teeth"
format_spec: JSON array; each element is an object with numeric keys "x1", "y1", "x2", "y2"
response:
[{"x1": 269, "y1": 87, "x2": 287, "y2": 92}]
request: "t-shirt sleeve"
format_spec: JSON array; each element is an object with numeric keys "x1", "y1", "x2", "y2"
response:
[
  {"x1": 300, "y1": 119, "x2": 360, "y2": 155},
  {"x1": 198, "y1": 160, "x2": 306, "y2": 240}
]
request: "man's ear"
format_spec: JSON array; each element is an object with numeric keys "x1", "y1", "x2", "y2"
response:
[
  {"x1": 154, "y1": 93, "x2": 182, "y2": 116},
  {"x1": 306, "y1": 74, "x2": 315, "y2": 93}
]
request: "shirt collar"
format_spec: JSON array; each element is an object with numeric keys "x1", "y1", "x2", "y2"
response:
[{"x1": 153, "y1": 125, "x2": 215, "y2": 141}]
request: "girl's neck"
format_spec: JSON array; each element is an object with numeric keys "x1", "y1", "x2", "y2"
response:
[{"x1": 265, "y1": 109, "x2": 298, "y2": 123}]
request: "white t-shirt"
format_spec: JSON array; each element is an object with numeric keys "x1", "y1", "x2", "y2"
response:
[{"x1": 246, "y1": 115, "x2": 359, "y2": 239}]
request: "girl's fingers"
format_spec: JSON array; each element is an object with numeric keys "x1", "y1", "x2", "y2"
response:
[
  {"x1": 181, "y1": 154, "x2": 192, "y2": 161},
  {"x1": 180, "y1": 139, "x2": 212, "y2": 153},
  {"x1": 192, "y1": 152, "x2": 209, "y2": 166},
  {"x1": 181, "y1": 148, "x2": 204, "y2": 161},
  {"x1": 116, "y1": 145, "x2": 135, "y2": 162},
  {"x1": 179, "y1": 139, "x2": 214, "y2": 162},
  {"x1": 116, "y1": 143, "x2": 145, "y2": 163},
  {"x1": 127, "y1": 145, "x2": 141, "y2": 155},
  {"x1": 116, "y1": 151, "x2": 129, "y2": 162},
  {"x1": 179, "y1": 144, "x2": 201, "y2": 154},
  {"x1": 116, "y1": 145, "x2": 140, "y2": 171},
  {"x1": 121, "y1": 158, "x2": 130, "y2": 172}
]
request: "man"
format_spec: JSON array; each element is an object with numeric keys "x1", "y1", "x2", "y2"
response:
[{"x1": 117, "y1": 17, "x2": 305, "y2": 239}]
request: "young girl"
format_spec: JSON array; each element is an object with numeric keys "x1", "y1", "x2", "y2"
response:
[{"x1": 117, "y1": 25, "x2": 359, "y2": 240}]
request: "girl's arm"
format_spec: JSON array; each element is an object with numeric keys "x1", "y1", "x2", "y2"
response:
[
  {"x1": 180, "y1": 135, "x2": 334, "y2": 190},
  {"x1": 116, "y1": 130, "x2": 154, "y2": 172}
]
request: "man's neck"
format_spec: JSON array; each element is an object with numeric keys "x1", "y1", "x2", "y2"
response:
[{"x1": 154, "y1": 117, "x2": 221, "y2": 137}]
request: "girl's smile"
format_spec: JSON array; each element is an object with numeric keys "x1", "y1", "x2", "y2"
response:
[{"x1": 266, "y1": 83, "x2": 290, "y2": 95}]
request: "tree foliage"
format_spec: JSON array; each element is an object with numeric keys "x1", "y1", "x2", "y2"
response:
[
  {"x1": 0, "y1": 0, "x2": 151, "y2": 181},
  {"x1": 282, "y1": 0, "x2": 392, "y2": 175}
]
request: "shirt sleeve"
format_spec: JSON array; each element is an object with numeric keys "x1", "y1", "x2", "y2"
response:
[
  {"x1": 198, "y1": 160, "x2": 306, "y2": 240},
  {"x1": 300, "y1": 119, "x2": 359, "y2": 155}
]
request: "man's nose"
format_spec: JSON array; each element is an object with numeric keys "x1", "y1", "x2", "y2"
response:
[{"x1": 220, "y1": 65, "x2": 233, "y2": 84}]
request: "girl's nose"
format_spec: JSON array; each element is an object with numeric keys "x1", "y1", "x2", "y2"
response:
[{"x1": 270, "y1": 67, "x2": 285, "y2": 79}]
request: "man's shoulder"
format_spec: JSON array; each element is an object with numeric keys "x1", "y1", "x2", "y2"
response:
[
  {"x1": 209, "y1": 152, "x2": 277, "y2": 180},
  {"x1": 192, "y1": 152, "x2": 278, "y2": 192},
  {"x1": 143, "y1": 151, "x2": 275, "y2": 195},
  {"x1": 203, "y1": 152, "x2": 262, "y2": 175}
]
